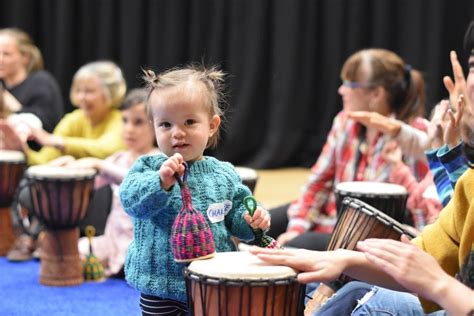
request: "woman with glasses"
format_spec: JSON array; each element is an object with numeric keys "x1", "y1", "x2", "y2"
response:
[{"x1": 267, "y1": 48, "x2": 429, "y2": 251}]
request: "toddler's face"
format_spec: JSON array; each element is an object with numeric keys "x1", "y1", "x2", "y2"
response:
[
  {"x1": 122, "y1": 102, "x2": 155, "y2": 154},
  {"x1": 149, "y1": 87, "x2": 220, "y2": 161}
]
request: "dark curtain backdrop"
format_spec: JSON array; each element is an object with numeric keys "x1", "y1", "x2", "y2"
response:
[{"x1": 1, "y1": 0, "x2": 473, "y2": 168}]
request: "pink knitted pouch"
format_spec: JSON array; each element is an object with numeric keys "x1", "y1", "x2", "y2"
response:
[{"x1": 170, "y1": 162, "x2": 216, "y2": 262}]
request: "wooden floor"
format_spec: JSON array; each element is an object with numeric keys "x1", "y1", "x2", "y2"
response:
[{"x1": 252, "y1": 168, "x2": 311, "y2": 209}]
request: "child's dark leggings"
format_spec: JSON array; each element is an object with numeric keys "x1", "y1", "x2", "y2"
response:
[{"x1": 140, "y1": 293, "x2": 188, "y2": 315}]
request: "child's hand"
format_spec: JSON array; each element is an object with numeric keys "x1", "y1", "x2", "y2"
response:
[
  {"x1": 443, "y1": 94, "x2": 464, "y2": 149},
  {"x1": 159, "y1": 153, "x2": 185, "y2": 191},
  {"x1": 244, "y1": 206, "x2": 270, "y2": 231}
]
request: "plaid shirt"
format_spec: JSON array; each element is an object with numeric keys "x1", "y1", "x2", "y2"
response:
[{"x1": 287, "y1": 111, "x2": 428, "y2": 234}]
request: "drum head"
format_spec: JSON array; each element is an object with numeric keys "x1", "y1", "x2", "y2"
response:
[
  {"x1": 0, "y1": 150, "x2": 25, "y2": 162},
  {"x1": 335, "y1": 181, "x2": 407, "y2": 197},
  {"x1": 187, "y1": 251, "x2": 296, "y2": 280},
  {"x1": 26, "y1": 166, "x2": 96, "y2": 180}
]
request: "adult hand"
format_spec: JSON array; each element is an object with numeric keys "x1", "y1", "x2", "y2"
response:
[
  {"x1": 356, "y1": 235, "x2": 447, "y2": 301},
  {"x1": 249, "y1": 246, "x2": 347, "y2": 283},
  {"x1": 276, "y1": 231, "x2": 300, "y2": 245},
  {"x1": 347, "y1": 111, "x2": 401, "y2": 137},
  {"x1": 27, "y1": 126, "x2": 56, "y2": 147},
  {"x1": 47, "y1": 155, "x2": 76, "y2": 167},
  {"x1": 65, "y1": 157, "x2": 102, "y2": 170},
  {"x1": 2, "y1": 90, "x2": 22, "y2": 113},
  {"x1": 0, "y1": 120, "x2": 27, "y2": 151}
]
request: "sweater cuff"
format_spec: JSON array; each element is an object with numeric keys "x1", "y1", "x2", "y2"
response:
[{"x1": 437, "y1": 143, "x2": 462, "y2": 162}]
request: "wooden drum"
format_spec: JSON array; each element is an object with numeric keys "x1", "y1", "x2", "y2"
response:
[
  {"x1": 306, "y1": 197, "x2": 416, "y2": 312},
  {"x1": 26, "y1": 166, "x2": 96, "y2": 286},
  {"x1": 334, "y1": 181, "x2": 408, "y2": 223},
  {"x1": 0, "y1": 150, "x2": 26, "y2": 255},
  {"x1": 185, "y1": 251, "x2": 305, "y2": 316}
]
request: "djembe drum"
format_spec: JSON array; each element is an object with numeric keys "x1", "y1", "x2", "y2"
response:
[
  {"x1": 26, "y1": 166, "x2": 96, "y2": 286},
  {"x1": 334, "y1": 181, "x2": 408, "y2": 223},
  {"x1": 306, "y1": 197, "x2": 416, "y2": 313},
  {"x1": 235, "y1": 167, "x2": 258, "y2": 193},
  {"x1": 185, "y1": 251, "x2": 305, "y2": 316},
  {"x1": 0, "y1": 150, "x2": 26, "y2": 255}
]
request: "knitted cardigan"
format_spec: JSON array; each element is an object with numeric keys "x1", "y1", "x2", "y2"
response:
[{"x1": 119, "y1": 154, "x2": 255, "y2": 302}]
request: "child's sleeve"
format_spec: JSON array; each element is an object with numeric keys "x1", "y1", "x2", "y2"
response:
[
  {"x1": 224, "y1": 175, "x2": 256, "y2": 242},
  {"x1": 119, "y1": 155, "x2": 171, "y2": 219}
]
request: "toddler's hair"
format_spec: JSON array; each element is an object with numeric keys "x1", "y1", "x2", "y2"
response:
[{"x1": 143, "y1": 65, "x2": 224, "y2": 148}]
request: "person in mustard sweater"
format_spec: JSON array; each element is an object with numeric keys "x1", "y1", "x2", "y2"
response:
[
  {"x1": 5, "y1": 60, "x2": 127, "y2": 261},
  {"x1": 250, "y1": 21, "x2": 474, "y2": 316}
]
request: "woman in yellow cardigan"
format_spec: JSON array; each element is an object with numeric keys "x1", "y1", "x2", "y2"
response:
[
  {"x1": 4, "y1": 60, "x2": 126, "y2": 261},
  {"x1": 17, "y1": 60, "x2": 126, "y2": 164}
]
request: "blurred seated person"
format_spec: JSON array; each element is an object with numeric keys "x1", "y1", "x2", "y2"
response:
[
  {"x1": 61, "y1": 88, "x2": 159, "y2": 277},
  {"x1": 267, "y1": 48, "x2": 429, "y2": 251},
  {"x1": 0, "y1": 27, "x2": 63, "y2": 148},
  {"x1": 3, "y1": 60, "x2": 127, "y2": 261}
]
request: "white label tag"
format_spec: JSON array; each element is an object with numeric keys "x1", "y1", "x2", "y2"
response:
[{"x1": 207, "y1": 200, "x2": 232, "y2": 223}]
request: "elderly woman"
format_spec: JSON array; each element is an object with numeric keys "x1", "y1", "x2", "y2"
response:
[{"x1": 4, "y1": 60, "x2": 127, "y2": 261}]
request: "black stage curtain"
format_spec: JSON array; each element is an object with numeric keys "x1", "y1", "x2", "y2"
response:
[{"x1": 0, "y1": 0, "x2": 473, "y2": 168}]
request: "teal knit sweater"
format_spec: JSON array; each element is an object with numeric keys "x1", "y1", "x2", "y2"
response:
[{"x1": 119, "y1": 154, "x2": 255, "y2": 302}]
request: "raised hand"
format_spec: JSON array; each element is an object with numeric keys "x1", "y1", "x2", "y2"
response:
[
  {"x1": 443, "y1": 51, "x2": 467, "y2": 111},
  {"x1": 443, "y1": 94, "x2": 464, "y2": 149}
]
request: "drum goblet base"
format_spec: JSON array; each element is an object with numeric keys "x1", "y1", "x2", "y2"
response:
[
  {"x1": 0, "y1": 206, "x2": 15, "y2": 256},
  {"x1": 39, "y1": 228, "x2": 83, "y2": 286}
]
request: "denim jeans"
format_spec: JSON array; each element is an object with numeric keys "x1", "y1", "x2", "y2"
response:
[{"x1": 312, "y1": 281, "x2": 446, "y2": 316}]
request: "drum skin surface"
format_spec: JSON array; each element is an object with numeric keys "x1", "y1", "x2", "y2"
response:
[{"x1": 186, "y1": 251, "x2": 305, "y2": 316}]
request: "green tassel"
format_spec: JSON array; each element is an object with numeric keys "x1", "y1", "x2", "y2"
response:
[{"x1": 82, "y1": 225, "x2": 105, "y2": 281}]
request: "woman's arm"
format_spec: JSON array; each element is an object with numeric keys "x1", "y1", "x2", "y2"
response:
[
  {"x1": 249, "y1": 246, "x2": 406, "y2": 291},
  {"x1": 358, "y1": 236, "x2": 474, "y2": 316}
]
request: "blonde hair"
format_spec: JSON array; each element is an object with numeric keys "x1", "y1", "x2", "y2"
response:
[
  {"x1": 0, "y1": 28, "x2": 44, "y2": 73},
  {"x1": 143, "y1": 65, "x2": 225, "y2": 148},
  {"x1": 341, "y1": 48, "x2": 425, "y2": 122},
  {"x1": 70, "y1": 61, "x2": 127, "y2": 108}
]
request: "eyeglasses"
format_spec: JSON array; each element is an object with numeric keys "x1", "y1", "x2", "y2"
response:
[{"x1": 341, "y1": 80, "x2": 374, "y2": 89}]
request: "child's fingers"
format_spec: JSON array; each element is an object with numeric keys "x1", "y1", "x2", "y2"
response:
[{"x1": 243, "y1": 212, "x2": 253, "y2": 225}]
